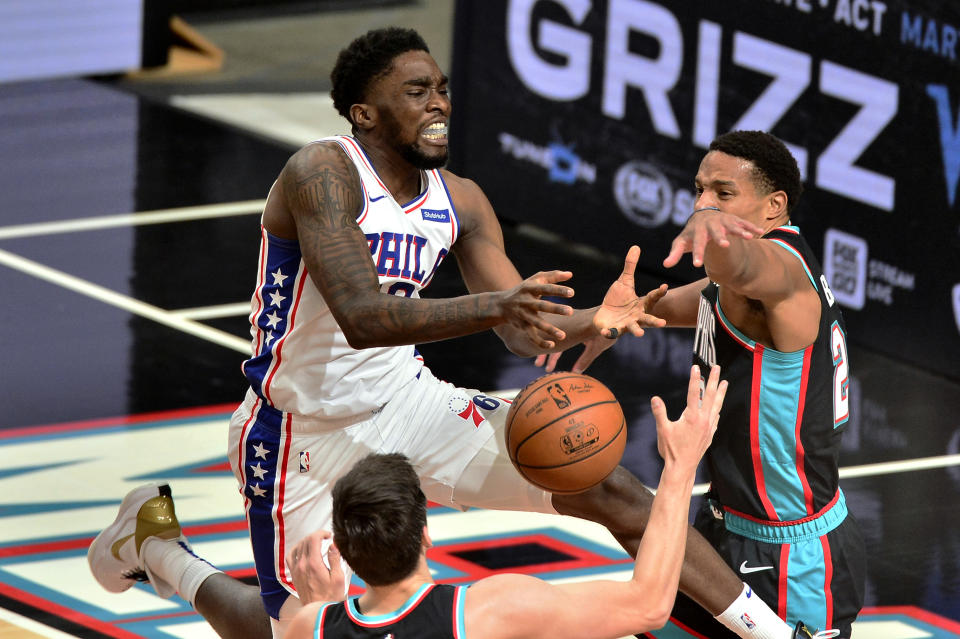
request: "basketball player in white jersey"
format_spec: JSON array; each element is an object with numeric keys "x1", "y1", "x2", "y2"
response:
[
  {"x1": 89, "y1": 27, "x2": 811, "y2": 639},
  {"x1": 283, "y1": 363, "x2": 724, "y2": 639}
]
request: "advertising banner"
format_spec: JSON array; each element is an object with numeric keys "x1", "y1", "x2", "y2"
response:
[{"x1": 450, "y1": 0, "x2": 960, "y2": 379}]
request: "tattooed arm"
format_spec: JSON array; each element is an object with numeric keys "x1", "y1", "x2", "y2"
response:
[
  {"x1": 440, "y1": 171, "x2": 599, "y2": 357},
  {"x1": 263, "y1": 141, "x2": 574, "y2": 350},
  {"x1": 443, "y1": 171, "x2": 670, "y2": 358}
]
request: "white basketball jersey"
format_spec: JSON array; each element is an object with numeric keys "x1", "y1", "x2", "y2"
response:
[{"x1": 241, "y1": 135, "x2": 460, "y2": 419}]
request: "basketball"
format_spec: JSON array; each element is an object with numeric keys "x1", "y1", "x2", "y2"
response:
[{"x1": 505, "y1": 372, "x2": 626, "y2": 494}]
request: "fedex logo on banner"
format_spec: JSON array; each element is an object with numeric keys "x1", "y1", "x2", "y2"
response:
[{"x1": 506, "y1": 0, "x2": 899, "y2": 211}]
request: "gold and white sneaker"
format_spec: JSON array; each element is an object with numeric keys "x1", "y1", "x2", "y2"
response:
[{"x1": 87, "y1": 483, "x2": 183, "y2": 598}]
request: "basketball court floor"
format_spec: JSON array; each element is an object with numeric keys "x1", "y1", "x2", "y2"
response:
[{"x1": 1, "y1": 6, "x2": 959, "y2": 639}]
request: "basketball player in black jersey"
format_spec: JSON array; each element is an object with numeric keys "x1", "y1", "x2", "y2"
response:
[
  {"x1": 544, "y1": 131, "x2": 865, "y2": 638},
  {"x1": 657, "y1": 131, "x2": 865, "y2": 639},
  {"x1": 286, "y1": 364, "x2": 724, "y2": 639}
]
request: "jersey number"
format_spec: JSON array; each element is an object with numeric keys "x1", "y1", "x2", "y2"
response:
[
  {"x1": 831, "y1": 323, "x2": 850, "y2": 427},
  {"x1": 385, "y1": 282, "x2": 416, "y2": 297},
  {"x1": 457, "y1": 395, "x2": 502, "y2": 428},
  {"x1": 820, "y1": 273, "x2": 836, "y2": 307}
]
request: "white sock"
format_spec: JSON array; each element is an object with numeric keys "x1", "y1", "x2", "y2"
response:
[
  {"x1": 141, "y1": 536, "x2": 220, "y2": 606},
  {"x1": 715, "y1": 583, "x2": 793, "y2": 639}
]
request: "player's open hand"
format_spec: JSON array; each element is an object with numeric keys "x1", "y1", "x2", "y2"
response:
[
  {"x1": 651, "y1": 365, "x2": 726, "y2": 473},
  {"x1": 533, "y1": 333, "x2": 614, "y2": 374},
  {"x1": 663, "y1": 209, "x2": 764, "y2": 269},
  {"x1": 286, "y1": 530, "x2": 346, "y2": 605},
  {"x1": 593, "y1": 246, "x2": 667, "y2": 338},
  {"x1": 499, "y1": 270, "x2": 574, "y2": 349}
]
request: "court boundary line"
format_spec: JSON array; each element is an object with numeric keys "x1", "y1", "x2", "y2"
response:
[
  {"x1": 0, "y1": 200, "x2": 265, "y2": 240},
  {"x1": 170, "y1": 302, "x2": 252, "y2": 320},
  {"x1": 0, "y1": 248, "x2": 249, "y2": 354},
  {"x1": 0, "y1": 202, "x2": 261, "y2": 354}
]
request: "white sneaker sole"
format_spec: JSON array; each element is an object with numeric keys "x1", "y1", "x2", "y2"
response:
[{"x1": 88, "y1": 483, "x2": 168, "y2": 593}]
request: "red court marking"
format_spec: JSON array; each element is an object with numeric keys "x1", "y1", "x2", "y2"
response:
[
  {"x1": 861, "y1": 606, "x2": 960, "y2": 632},
  {"x1": 0, "y1": 520, "x2": 246, "y2": 559},
  {"x1": 0, "y1": 582, "x2": 146, "y2": 639},
  {"x1": 0, "y1": 538, "x2": 92, "y2": 559},
  {"x1": 427, "y1": 533, "x2": 629, "y2": 583},
  {"x1": 192, "y1": 460, "x2": 232, "y2": 473},
  {"x1": 1, "y1": 403, "x2": 238, "y2": 439}
]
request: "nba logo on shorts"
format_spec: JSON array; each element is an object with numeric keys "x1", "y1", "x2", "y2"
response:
[
  {"x1": 299, "y1": 451, "x2": 310, "y2": 473},
  {"x1": 823, "y1": 228, "x2": 868, "y2": 310}
]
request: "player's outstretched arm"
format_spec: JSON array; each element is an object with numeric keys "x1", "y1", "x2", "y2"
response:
[
  {"x1": 285, "y1": 530, "x2": 346, "y2": 639},
  {"x1": 534, "y1": 246, "x2": 704, "y2": 373},
  {"x1": 465, "y1": 366, "x2": 725, "y2": 639},
  {"x1": 536, "y1": 245, "x2": 668, "y2": 372},
  {"x1": 447, "y1": 182, "x2": 672, "y2": 358},
  {"x1": 663, "y1": 208, "x2": 812, "y2": 304},
  {"x1": 276, "y1": 143, "x2": 574, "y2": 349},
  {"x1": 285, "y1": 530, "x2": 345, "y2": 605},
  {"x1": 661, "y1": 207, "x2": 822, "y2": 350},
  {"x1": 662, "y1": 208, "x2": 764, "y2": 270},
  {"x1": 591, "y1": 245, "x2": 667, "y2": 339},
  {"x1": 443, "y1": 170, "x2": 641, "y2": 355}
]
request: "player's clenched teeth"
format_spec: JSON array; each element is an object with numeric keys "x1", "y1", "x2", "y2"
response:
[{"x1": 423, "y1": 122, "x2": 447, "y2": 140}]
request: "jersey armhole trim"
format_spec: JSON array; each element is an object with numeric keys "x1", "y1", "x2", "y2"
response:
[
  {"x1": 766, "y1": 237, "x2": 817, "y2": 292},
  {"x1": 435, "y1": 170, "x2": 461, "y2": 245}
]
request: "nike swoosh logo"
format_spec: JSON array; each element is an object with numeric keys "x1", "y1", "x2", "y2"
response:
[
  {"x1": 368, "y1": 194, "x2": 387, "y2": 203},
  {"x1": 111, "y1": 533, "x2": 135, "y2": 559},
  {"x1": 739, "y1": 561, "x2": 774, "y2": 574}
]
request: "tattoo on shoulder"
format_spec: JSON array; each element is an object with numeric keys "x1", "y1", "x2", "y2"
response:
[
  {"x1": 284, "y1": 145, "x2": 362, "y2": 231},
  {"x1": 280, "y1": 144, "x2": 380, "y2": 308}
]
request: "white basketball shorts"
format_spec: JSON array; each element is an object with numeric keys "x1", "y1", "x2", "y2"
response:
[{"x1": 227, "y1": 366, "x2": 555, "y2": 620}]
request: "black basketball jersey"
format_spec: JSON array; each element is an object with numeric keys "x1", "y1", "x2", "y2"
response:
[
  {"x1": 308, "y1": 584, "x2": 466, "y2": 639},
  {"x1": 692, "y1": 226, "x2": 850, "y2": 522}
]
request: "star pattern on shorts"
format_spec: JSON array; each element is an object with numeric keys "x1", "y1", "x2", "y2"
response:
[
  {"x1": 271, "y1": 269, "x2": 288, "y2": 287},
  {"x1": 248, "y1": 444, "x2": 272, "y2": 497},
  {"x1": 250, "y1": 462, "x2": 268, "y2": 480},
  {"x1": 268, "y1": 290, "x2": 286, "y2": 307}
]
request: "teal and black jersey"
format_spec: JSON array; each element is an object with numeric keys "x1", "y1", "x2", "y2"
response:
[
  {"x1": 677, "y1": 225, "x2": 865, "y2": 637},
  {"x1": 692, "y1": 225, "x2": 851, "y2": 523},
  {"x1": 308, "y1": 584, "x2": 466, "y2": 639}
]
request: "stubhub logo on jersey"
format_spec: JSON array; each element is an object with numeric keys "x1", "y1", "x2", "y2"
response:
[{"x1": 421, "y1": 208, "x2": 450, "y2": 223}]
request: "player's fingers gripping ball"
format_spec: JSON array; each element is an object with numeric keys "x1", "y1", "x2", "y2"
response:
[{"x1": 506, "y1": 372, "x2": 626, "y2": 494}]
